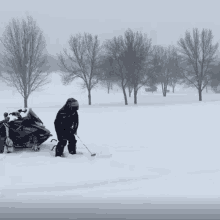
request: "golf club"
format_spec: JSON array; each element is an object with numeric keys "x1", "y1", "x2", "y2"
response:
[
  {"x1": 51, "y1": 139, "x2": 57, "y2": 151},
  {"x1": 76, "y1": 135, "x2": 96, "y2": 157}
]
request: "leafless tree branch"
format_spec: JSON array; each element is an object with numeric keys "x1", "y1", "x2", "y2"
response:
[
  {"x1": 177, "y1": 28, "x2": 219, "y2": 100},
  {"x1": 58, "y1": 33, "x2": 102, "y2": 105},
  {"x1": 0, "y1": 15, "x2": 50, "y2": 107}
]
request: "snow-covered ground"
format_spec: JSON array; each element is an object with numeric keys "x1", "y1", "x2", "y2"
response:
[{"x1": 1, "y1": 91, "x2": 220, "y2": 218}]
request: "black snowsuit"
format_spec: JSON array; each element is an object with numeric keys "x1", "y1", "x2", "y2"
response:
[{"x1": 54, "y1": 98, "x2": 79, "y2": 157}]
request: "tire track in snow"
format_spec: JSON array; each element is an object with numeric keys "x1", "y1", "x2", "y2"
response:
[{"x1": 1, "y1": 174, "x2": 161, "y2": 199}]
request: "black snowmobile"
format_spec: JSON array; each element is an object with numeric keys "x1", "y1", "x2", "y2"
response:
[{"x1": 0, "y1": 108, "x2": 52, "y2": 153}]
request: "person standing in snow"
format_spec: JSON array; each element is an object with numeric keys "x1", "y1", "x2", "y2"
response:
[{"x1": 54, "y1": 98, "x2": 79, "y2": 157}]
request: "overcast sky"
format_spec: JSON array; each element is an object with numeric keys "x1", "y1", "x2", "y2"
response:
[
  {"x1": 0, "y1": 0, "x2": 220, "y2": 104},
  {"x1": 0, "y1": 0, "x2": 220, "y2": 56}
]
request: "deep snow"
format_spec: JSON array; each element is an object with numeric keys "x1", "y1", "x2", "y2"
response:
[{"x1": 0, "y1": 91, "x2": 220, "y2": 207}]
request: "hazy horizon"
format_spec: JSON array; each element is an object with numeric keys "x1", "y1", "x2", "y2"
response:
[{"x1": 1, "y1": 0, "x2": 220, "y2": 56}]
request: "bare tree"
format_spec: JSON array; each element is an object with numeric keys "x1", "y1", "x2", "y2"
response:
[
  {"x1": 101, "y1": 75, "x2": 113, "y2": 94},
  {"x1": 152, "y1": 45, "x2": 179, "y2": 97},
  {"x1": 104, "y1": 29, "x2": 155, "y2": 104},
  {"x1": 0, "y1": 16, "x2": 50, "y2": 108},
  {"x1": 169, "y1": 75, "x2": 180, "y2": 93},
  {"x1": 169, "y1": 55, "x2": 183, "y2": 93},
  {"x1": 99, "y1": 55, "x2": 118, "y2": 94},
  {"x1": 121, "y1": 29, "x2": 154, "y2": 104},
  {"x1": 209, "y1": 60, "x2": 220, "y2": 92},
  {"x1": 104, "y1": 37, "x2": 129, "y2": 105},
  {"x1": 58, "y1": 33, "x2": 102, "y2": 105},
  {"x1": 177, "y1": 28, "x2": 219, "y2": 101},
  {"x1": 127, "y1": 82, "x2": 133, "y2": 97}
]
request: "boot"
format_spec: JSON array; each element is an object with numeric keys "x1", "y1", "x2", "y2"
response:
[
  {"x1": 68, "y1": 140, "x2": 77, "y2": 155},
  {"x1": 55, "y1": 141, "x2": 66, "y2": 157},
  {"x1": 55, "y1": 148, "x2": 63, "y2": 157},
  {"x1": 0, "y1": 138, "x2": 4, "y2": 153}
]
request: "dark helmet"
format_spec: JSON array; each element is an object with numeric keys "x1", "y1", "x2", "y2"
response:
[{"x1": 65, "y1": 98, "x2": 79, "y2": 111}]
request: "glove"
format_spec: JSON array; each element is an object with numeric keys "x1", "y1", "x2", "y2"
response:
[{"x1": 69, "y1": 128, "x2": 75, "y2": 136}]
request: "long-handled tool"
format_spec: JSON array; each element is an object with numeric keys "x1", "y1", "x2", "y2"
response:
[
  {"x1": 51, "y1": 139, "x2": 57, "y2": 151},
  {"x1": 76, "y1": 135, "x2": 96, "y2": 157}
]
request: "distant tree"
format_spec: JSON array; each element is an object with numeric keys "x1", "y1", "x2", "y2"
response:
[
  {"x1": 104, "y1": 29, "x2": 155, "y2": 105},
  {"x1": 100, "y1": 73, "x2": 114, "y2": 94},
  {"x1": 99, "y1": 55, "x2": 118, "y2": 94},
  {"x1": 127, "y1": 83, "x2": 133, "y2": 97},
  {"x1": 152, "y1": 45, "x2": 179, "y2": 97},
  {"x1": 177, "y1": 28, "x2": 219, "y2": 101},
  {"x1": 58, "y1": 33, "x2": 102, "y2": 105},
  {"x1": 43, "y1": 54, "x2": 61, "y2": 73},
  {"x1": 145, "y1": 85, "x2": 157, "y2": 93},
  {"x1": 104, "y1": 37, "x2": 129, "y2": 105},
  {"x1": 208, "y1": 60, "x2": 220, "y2": 93},
  {"x1": 120, "y1": 29, "x2": 154, "y2": 104},
  {"x1": 0, "y1": 15, "x2": 51, "y2": 108},
  {"x1": 169, "y1": 55, "x2": 183, "y2": 93}
]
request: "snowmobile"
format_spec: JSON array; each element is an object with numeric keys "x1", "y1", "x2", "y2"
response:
[{"x1": 0, "y1": 108, "x2": 52, "y2": 153}]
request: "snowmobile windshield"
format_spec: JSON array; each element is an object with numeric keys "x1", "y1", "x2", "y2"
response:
[{"x1": 27, "y1": 108, "x2": 43, "y2": 125}]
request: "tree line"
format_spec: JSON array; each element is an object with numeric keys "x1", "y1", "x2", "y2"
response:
[{"x1": 0, "y1": 15, "x2": 220, "y2": 107}]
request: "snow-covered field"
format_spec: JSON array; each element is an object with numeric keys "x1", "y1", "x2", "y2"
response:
[{"x1": 1, "y1": 91, "x2": 220, "y2": 219}]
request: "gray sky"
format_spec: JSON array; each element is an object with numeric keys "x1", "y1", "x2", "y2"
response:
[
  {"x1": 1, "y1": 0, "x2": 220, "y2": 56},
  {"x1": 0, "y1": 0, "x2": 220, "y2": 103}
]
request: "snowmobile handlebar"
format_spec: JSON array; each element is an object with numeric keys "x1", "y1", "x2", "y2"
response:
[
  {"x1": 9, "y1": 109, "x2": 27, "y2": 116},
  {"x1": 1, "y1": 109, "x2": 28, "y2": 125},
  {"x1": 18, "y1": 109, "x2": 27, "y2": 113}
]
